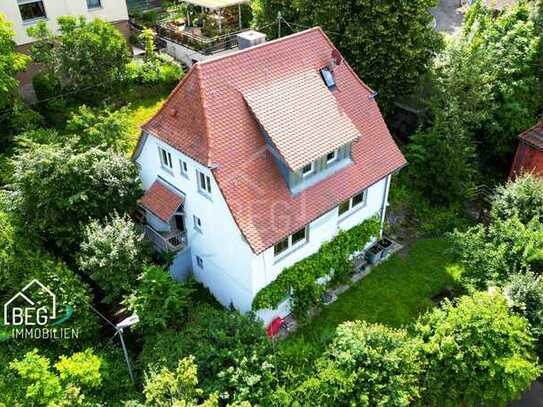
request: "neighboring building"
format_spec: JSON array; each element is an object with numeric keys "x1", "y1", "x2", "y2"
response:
[
  {"x1": 510, "y1": 122, "x2": 543, "y2": 179},
  {"x1": 134, "y1": 28, "x2": 406, "y2": 323},
  {"x1": 1, "y1": 0, "x2": 130, "y2": 49}
]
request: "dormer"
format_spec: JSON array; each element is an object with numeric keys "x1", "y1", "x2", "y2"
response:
[{"x1": 243, "y1": 69, "x2": 360, "y2": 195}]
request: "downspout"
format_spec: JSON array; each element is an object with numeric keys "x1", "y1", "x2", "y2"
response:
[{"x1": 379, "y1": 174, "x2": 392, "y2": 238}]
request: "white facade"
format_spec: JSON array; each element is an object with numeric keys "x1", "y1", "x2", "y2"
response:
[
  {"x1": 1, "y1": 0, "x2": 129, "y2": 46},
  {"x1": 137, "y1": 133, "x2": 391, "y2": 324}
]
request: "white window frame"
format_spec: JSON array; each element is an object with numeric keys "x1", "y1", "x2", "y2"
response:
[
  {"x1": 301, "y1": 161, "x2": 315, "y2": 178},
  {"x1": 86, "y1": 0, "x2": 102, "y2": 10},
  {"x1": 18, "y1": 0, "x2": 47, "y2": 23},
  {"x1": 159, "y1": 147, "x2": 173, "y2": 171},
  {"x1": 338, "y1": 190, "x2": 368, "y2": 219},
  {"x1": 196, "y1": 170, "x2": 212, "y2": 196},
  {"x1": 180, "y1": 159, "x2": 189, "y2": 178},
  {"x1": 196, "y1": 255, "x2": 204, "y2": 269},
  {"x1": 326, "y1": 150, "x2": 338, "y2": 165},
  {"x1": 193, "y1": 215, "x2": 202, "y2": 232},
  {"x1": 273, "y1": 226, "x2": 309, "y2": 258}
]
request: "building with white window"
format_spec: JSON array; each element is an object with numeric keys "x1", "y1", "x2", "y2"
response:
[
  {"x1": 134, "y1": 28, "x2": 406, "y2": 324},
  {"x1": 1, "y1": 0, "x2": 130, "y2": 48}
]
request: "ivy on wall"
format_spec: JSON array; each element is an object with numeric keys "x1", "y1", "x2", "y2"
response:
[{"x1": 252, "y1": 217, "x2": 381, "y2": 320}]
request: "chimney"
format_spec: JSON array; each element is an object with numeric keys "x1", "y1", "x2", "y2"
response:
[{"x1": 237, "y1": 30, "x2": 266, "y2": 50}]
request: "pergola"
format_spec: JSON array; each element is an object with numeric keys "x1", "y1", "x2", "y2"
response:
[{"x1": 181, "y1": 0, "x2": 250, "y2": 32}]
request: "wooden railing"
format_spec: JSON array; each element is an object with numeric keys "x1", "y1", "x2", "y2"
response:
[{"x1": 144, "y1": 225, "x2": 187, "y2": 253}]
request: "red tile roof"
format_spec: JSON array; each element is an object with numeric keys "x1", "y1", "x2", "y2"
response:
[
  {"x1": 139, "y1": 179, "x2": 184, "y2": 222},
  {"x1": 243, "y1": 70, "x2": 360, "y2": 171},
  {"x1": 142, "y1": 27, "x2": 407, "y2": 253},
  {"x1": 519, "y1": 122, "x2": 543, "y2": 151}
]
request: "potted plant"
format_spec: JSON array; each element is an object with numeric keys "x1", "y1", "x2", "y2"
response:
[
  {"x1": 366, "y1": 244, "x2": 384, "y2": 265},
  {"x1": 377, "y1": 238, "x2": 393, "y2": 258}
]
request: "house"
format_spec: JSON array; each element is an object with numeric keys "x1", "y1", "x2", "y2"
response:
[
  {"x1": 510, "y1": 122, "x2": 543, "y2": 179},
  {"x1": 134, "y1": 27, "x2": 407, "y2": 323},
  {"x1": 1, "y1": 0, "x2": 130, "y2": 88}
]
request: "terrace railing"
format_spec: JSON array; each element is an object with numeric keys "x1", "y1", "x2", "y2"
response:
[{"x1": 145, "y1": 225, "x2": 187, "y2": 253}]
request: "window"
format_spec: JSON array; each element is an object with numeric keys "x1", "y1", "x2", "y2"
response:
[
  {"x1": 338, "y1": 190, "x2": 367, "y2": 217},
  {"x1": 18, "y1": 0, "x2": 46, "y2": 22},
  {"x1": 180, "y1": 160, "x2": 189, "y2": 178},
  {"x1": 301, "y1": 162, "x2": 314, "y2": 177},
  {"x1": 197, "y1": 170, "x2": 212, "y2": 195},
  {"x1": 320, "y1": 68, "x2": 336, "y2": 89},
  {"x1": 326, "y1": 150, "x2": 338, "y2": 164},
  {"x1": 86, "y1": 0, "x2": 102, "y2": 9},
  {"x1": 196, "y1": 256, "x2": 204, "y2": 269},
  {"x1": 193, "y1": 215, "x2": 202, "y2": 232},
  {"x1": 274, "y1": 226, "x2": 308, "y2": 257},
  {"x1": 159, "y1": 147, "x2": 173, "y2": 171}
]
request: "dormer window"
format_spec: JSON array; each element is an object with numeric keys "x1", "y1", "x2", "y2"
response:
[
  {"x1": 301, "y1": 162, "x2": 314, "y2": 177},
  {"x1": 326, "y1": 150, "x2": 338, "y2": 164},
  {"x1": 320, "y1": 68, "x2": 336, "y2": 89}
]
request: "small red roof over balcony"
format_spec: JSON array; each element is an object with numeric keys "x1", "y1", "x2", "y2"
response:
[{"x1": 139, "y1": 179, "x2": 184, "y2": 222}]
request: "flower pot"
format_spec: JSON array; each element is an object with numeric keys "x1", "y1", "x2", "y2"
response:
[
  {"x1": 377, "y1": 238, "x2": 393, "y2": 258},
  {"x1": 366, "y1": 244, "x2": 384, "y2": 265}
]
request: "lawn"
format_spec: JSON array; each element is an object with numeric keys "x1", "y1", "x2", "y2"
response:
[{"x1": 287, "y1": 238, "x2": 463, "y2": 349}]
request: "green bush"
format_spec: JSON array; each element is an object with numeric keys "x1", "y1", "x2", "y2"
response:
[
  {"x1": 124, "y1": 265, "x2": 193, "y2": 331},
  {"x1": 416, "y1": 291, "x2": 540, "y2": 406},
  {"x1": 293, "y1": 321, "x2": 423, "y2": 406},
  {"x1": 77, "y1": 213, "x2": 150, "y2": 304},
  {"x1": 32, "y1": 71, "x2": 61, "y2": 102},
  {"x1": 491, "y1": 173, "x2": 543, "y2": 225},
  {"x1": 252, "y1": 217, "x2": 380, "y2": 319},
  {"x1": 126, "y1": 57, "x2": 183, "y2": 87}
]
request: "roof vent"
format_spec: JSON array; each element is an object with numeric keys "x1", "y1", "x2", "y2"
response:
[{"x1": 237, "y1": 30, "x2": 266, "y2": 50}]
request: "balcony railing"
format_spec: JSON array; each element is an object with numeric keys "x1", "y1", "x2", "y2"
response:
[
  {"x1": 155, "y1": 23, "x2": 250, "y2": 55},
  {"x1": 145, "y1": 225, "x2": 187, "y2": 253}
]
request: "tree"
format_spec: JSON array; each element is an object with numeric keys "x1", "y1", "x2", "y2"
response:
[
  {"x1": 416, "y1": 291, "x2": 540, "y2": 406},
  {"x1": 504, "y1": 272, "x2": 543, "y2": 356},
  {"x1": 451, "y1": 216, "x2": 543, "y2": 289},
  {"x1": 66, "y1": 105, "x2": 134, "y2": 152},
  {"x1": 6, "y1": 142, "x2": 142, "y2": 255},
  {"x1": 9, "y1": 349, "x2": 104, "y2": 406},
  {"x1": 77, "y1": 213, "x2": 149, "y2": 304},
  {"x1": 251, "y1": 0, "x2": 443, "y2": 114},
  {"x1": 293, "y1": 321, "x2": 423, "y2": 406},
  {"x1": 140, "y1": 28, "x2": 156, "y2": 61},
  {"x1": 124, "y1": 265, "x2": 193, "y2": 330},
  {"x1": 28, "y1": 17, "x2": 130, "y2": 91},
  {"x1": 0, "y1": 14, "x2": 29, "y2": 110},
  {"x1": 491, "y1": 173, "x2": 543, "y2": 225}
]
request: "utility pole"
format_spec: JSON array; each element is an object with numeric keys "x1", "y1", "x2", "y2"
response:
[{"x1": 277, "y1": 11, "x2": 282, "y2": 38}]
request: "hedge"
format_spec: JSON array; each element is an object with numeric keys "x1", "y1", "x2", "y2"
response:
[{"x1": 252, "y1": 217, "x2": 381, "y2": 319}]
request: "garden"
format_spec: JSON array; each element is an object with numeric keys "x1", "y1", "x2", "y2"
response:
[{"x1": 0, "y1": 0, "x2": 542, "y2": 405}]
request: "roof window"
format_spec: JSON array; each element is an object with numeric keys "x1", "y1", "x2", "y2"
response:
[{"x1": 320, "y1": 68, "x2": 336, "y2": 89}]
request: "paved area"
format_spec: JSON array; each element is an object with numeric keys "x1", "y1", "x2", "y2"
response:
[
  {"x1": 510, "y1": 381, "x2": 543, "y2": 407},
  {"x1": 430, "y1": 0, "x2": 466, "y2": 35}
]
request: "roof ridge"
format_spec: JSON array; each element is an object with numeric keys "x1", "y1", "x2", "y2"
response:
[{"x1": 196, "y1": 26, "x2": 323, "y2": 67}]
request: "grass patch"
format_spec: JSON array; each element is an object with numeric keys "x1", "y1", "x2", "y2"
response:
[{"x1": 286, "y1": 238, "x2": 463, "y2": 350}]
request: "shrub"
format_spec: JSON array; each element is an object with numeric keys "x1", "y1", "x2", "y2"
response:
[
  {"x1": 491, "y1": 173, "x2": 543, "y2": 225},
  {"x1": 124, "y1": 265, "x2": 193, "y2": 331},
  {"x1": 293, "y1": 321, "x2": 423, "y2": 406},
  {"x1": 126, "y1": 56, "x2": 183, "y2": 87},
  {"x1": 416, "y1": 291, "x2": 540, "y2": 406},
  {"x1": 32, "y1": 71, "x2": 61, "y2": 102},
  {"x1": 66, "y1": 105, "x2": 133, "y2": 152},
  {"x1": 6, "y1": 142, "x2": 142, "y2": 255},
  {"x1": 504, "y1": 272, "x2": 543, "y2": 356},
  {"x1": 252, "y1": 217, "x2": 380, "y2": 319},
  {"x1": 77, "y1": 213, "x2": 149, "y2": 304},
  {"x1": 139, "y1": 304, "x2": 272, "y2": 402}
]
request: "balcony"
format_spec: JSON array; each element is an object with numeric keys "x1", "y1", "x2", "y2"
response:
[{"x1": 144, "y1": 225, "x2": 187, "y2": 253}]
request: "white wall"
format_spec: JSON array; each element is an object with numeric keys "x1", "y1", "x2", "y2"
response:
[
  {"x1": 136, "y1": 133, "x2": 258, "y2": 312},
  {"x1": 1, "y1": 0, "x2": 129, "y2": 46},
  {"x1": 137, "y1": 133, "x2": 391, "y2": 322}
]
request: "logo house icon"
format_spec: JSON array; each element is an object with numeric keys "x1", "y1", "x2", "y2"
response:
[{"x1": 3, "y1": 279, "x2": 56, "y2": 326}]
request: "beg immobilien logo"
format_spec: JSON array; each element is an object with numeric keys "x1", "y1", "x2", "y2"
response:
[{"x1": 2, "y1": 279, "x2": 78, "y2": 341}]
